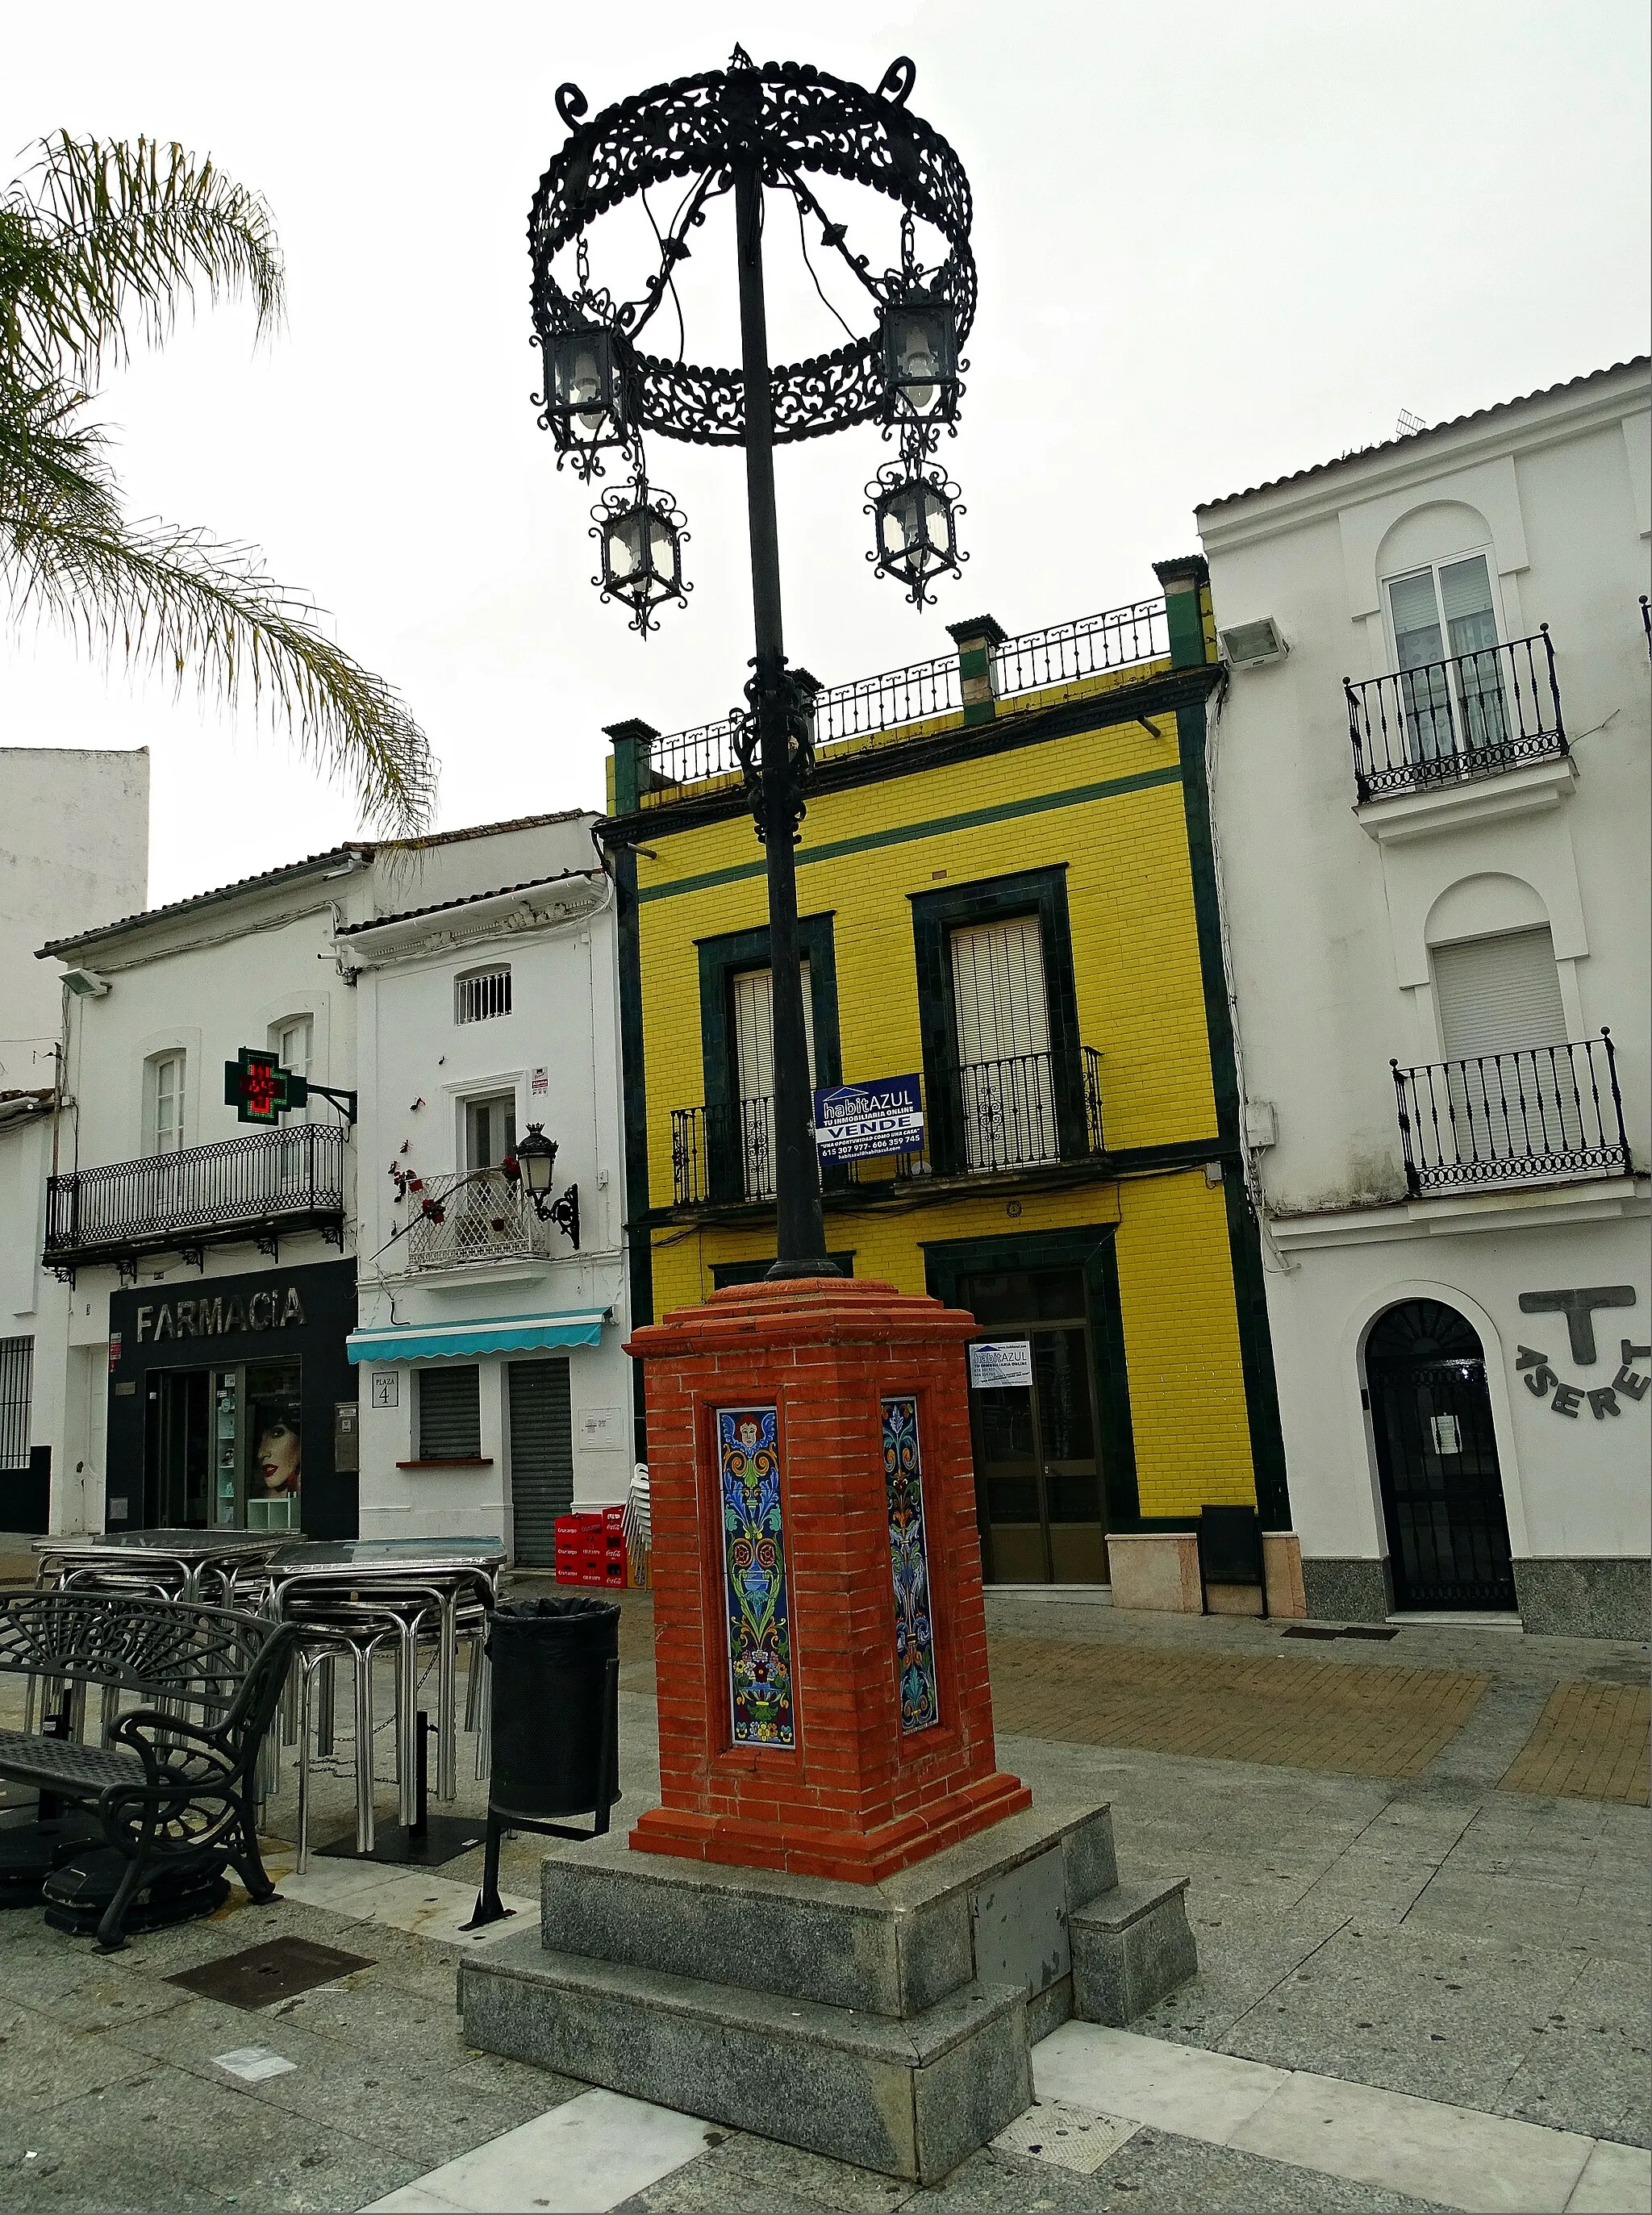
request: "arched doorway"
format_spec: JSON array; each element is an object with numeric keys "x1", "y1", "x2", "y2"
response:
[{"x1": 1366, "y1": 1299, "x2": 1516, "y2": 1611}]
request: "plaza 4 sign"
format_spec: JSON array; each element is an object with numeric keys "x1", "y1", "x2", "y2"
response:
[
  {"x1": 812, "y1": 1074, "x2": 923, "y2": 1164},
  {"x1": 1515, "y1": 1283, "x2": 1649, "y2": 1420}
]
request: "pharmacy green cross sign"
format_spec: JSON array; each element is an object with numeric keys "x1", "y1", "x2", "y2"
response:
[{"x1": 223, "y1": 1048, "x2": 357, "y2": 1126}]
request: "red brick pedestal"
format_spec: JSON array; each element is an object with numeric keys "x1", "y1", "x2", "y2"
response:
[{"x1": 626, "y1": 1276, "x2": 1031, "y2": 1882}]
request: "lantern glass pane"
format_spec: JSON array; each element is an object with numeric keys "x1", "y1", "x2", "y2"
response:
[
  {"x1": 895, "y1": 312, "x2": 941, "y2": 415},
  {"x1": 880, "y1": 490, "x2": 919, "y2": 570},
  {"x1": 607, "y1": 508, "x2": 647, "y2": 582},
  {"x1": 918, "y1": 484, "x2": 952, "y2": 566},
  {"x1": 649, "y1": 513, "x2": 678, "y2": 586}
]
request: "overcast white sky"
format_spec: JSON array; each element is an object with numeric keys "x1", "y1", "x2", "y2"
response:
[{"x1": 3, "y1": 1, "x2": 1647, "y2": 907}]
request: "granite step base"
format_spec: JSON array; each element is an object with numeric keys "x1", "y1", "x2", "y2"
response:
[
  {"x1": 1072, "y1": 1877, "x2": 1199, "y2": 2026},
  {"x1": 458, "y1": 1932, "x2": 1032, "y2": 2184}
]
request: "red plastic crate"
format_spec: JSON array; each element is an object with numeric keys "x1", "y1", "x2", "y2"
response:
[
  {"x1": 578, "y1": 1567, "x2": 605, "y2": 1587},
  {"x1": 603, "y1": 1562, "x2": 626, "y2": 1588},
  {"x1": 603, "y1": 1506, "x2": 625, "y2": 1534}
]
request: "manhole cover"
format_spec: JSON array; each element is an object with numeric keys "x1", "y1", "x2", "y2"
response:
[{"x1": 167, "y1": 1936, "x2": 373, "y2": 2009}]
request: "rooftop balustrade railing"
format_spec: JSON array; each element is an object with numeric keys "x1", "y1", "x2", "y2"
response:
[
  {"x1": 44, "y1": 1124, "x2": 346, "y2": 1269},
  {"x1": 1345, "y1": 630, "x2": 1566, "y2": 805},
  {"x1": 1391, "y1": 1032, "x2": 1629, "y2": 1196},
  {"x1": 637, "y1": 598, "x2": 1172, "y2": 805}
]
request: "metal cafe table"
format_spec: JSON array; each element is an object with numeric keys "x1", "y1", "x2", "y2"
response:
[
  {"x1": 30, "y1": 1529, "x2": 298, "y2": 1602},
  {"x1": 260, "y1": 1538, "x2": 504, "y2": 1832}
]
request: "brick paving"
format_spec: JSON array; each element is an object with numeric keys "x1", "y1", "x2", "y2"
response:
[
  {"x1": 1501, "y1": 1679, "x2": 1651, "y2": 1805},
  {"x1": 984, "y1": 1634, "x2": 1490, "y2": 1779}
]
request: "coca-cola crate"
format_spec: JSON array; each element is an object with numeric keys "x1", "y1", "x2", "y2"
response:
[
  {"x1": 603, "y1": 1562, "x2": 626, "y2": 1588},
  {"x1": 603, "y1": 1505, "x2": 625, "y2": 1535}
]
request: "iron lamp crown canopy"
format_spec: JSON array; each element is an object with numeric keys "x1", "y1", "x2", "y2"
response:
[{"x1": 528, "y1": 50, "x2": 976, "y2": 630}]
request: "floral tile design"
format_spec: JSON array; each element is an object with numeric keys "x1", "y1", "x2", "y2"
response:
[
  {"x1": 882, "y1": 1394, "x2": 940, "y2": 1732},
  {"x1": 717, "y1": 1405, "x2": 795, "y2": 1746}
]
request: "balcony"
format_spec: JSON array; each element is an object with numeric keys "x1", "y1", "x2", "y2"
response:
[
  {"x1": 669, "y1": 1049, "x2": 1106, "y2": 1208},
  {"x1": 1391, "y1": 1034, "x2": 1630, "y2": 1197},
  {"x1": 44, "y1": 1125, "x2": 346, "y2": 1274},
  {"x1": 404, "y1": 1170, "x2": 563, "y2": 1273},
  {"x1": 1345, "y1": 631, "x2": 1566, "y2": 807}
]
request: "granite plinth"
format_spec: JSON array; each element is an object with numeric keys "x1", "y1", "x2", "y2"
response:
[{"x1": 460, "y1": 1795, "x2": 1198, "y2": 2183}]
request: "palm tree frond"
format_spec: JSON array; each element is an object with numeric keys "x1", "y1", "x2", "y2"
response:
[
  {"x1": 2, "y1": 133, "x2": 285, "y2": 382},
  {"x1": 0, "y1": 444, "x2": 433, "y2": 835}
]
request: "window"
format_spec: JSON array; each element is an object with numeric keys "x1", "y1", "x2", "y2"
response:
[
  {"x1": 271, "y1": 1016, "x2": 313, "y2": 1121},
  {"x1": 0, "y1": 1337, "x2": 31, "y2": 1471},
  {"x1": 1433, "y1": 927, "x2": 1568, "y2": 1061},
  {"x1": 418, "y1": 1366, "x2": 482, "y2": 1459},
  {"x1": 1433, "y1": 925, "x2": 1578, "y2": 1148},
  {"x1": 949, "y1": 917, "x2": 1057, "y2": 1167},
  {"x1": 456, "y1": 966, "x2": 511, "y2": 1024},
  {"x1": 145, "y1": 1051, "x2": 186, "y2": 1154},
  {"x1": 1385, "y1": 553, "x2": 1507, "y2": 761},
  {"x1": 730, "y1": 962, "x2": 815, "y2": 1201},
  {"x1": 465, "y1": 1092, "x2": 518, "y2": 1171}
]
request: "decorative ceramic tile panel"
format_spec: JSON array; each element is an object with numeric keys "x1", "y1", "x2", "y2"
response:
[
  {"x1": 882, "y1": 1394, "x2": 940, "y2": 1731},
  {"x1": 716, "y1": 1406, "x2": 795, "y2": 1746}
]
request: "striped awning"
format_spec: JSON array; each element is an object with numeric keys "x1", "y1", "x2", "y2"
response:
[{"x1": 346, "y1": 1310, "x2": 607, "y2": 1364}]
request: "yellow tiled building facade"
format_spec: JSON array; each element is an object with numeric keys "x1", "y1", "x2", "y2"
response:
[{"x1": 603, "y1": 557, "x2": 1289, "y2": 1582}]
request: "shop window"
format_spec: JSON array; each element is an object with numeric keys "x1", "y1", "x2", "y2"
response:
[
  {"x1": 144, "y1": 1050, "x2": 186, "y2": 1154},
  {"x1": 419, "y1": 1366, "x2": 482, "y2": 1460},
  {"x1": 456, "y1": 966, "x2": 511, "y2": 1024}
]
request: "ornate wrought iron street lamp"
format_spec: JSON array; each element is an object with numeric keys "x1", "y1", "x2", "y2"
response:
[
  {"x1": 513, "y1": 1121, "x2": 581, "y2": 1249},
  {"x1": 528, "y1": 52, "x2": 977, "y2": 1274}
]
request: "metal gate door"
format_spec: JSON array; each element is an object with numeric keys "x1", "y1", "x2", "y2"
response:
[
  {"x1": 507, "y1": 1359, "x2": 574, "y2": 1566},
  {"x1": 1367, "y1": 1300, "x2": 1515, "y2": 1611}
]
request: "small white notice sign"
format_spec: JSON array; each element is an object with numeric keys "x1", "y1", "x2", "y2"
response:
[
  {"x1": 969, "y1": 1340, "x2": 1034, "y2": 1390},
  {"x1": 1430, "y1": 1413, "x2": 1462, "y2": 1456}
]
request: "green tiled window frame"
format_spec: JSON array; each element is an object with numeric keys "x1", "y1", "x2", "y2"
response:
[{"x1": 908, "y1": 866, "x2": 1086, "y2": 1174}]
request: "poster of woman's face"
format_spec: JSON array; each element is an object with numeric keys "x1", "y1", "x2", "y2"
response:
[{"x1": 254, "y1": 1404, "x2": 302, "y2": 1495}]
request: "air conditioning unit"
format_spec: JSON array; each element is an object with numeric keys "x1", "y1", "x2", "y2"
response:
[{"x1": 1220, "y1": 617, "x2": 1288, "y2": 670}]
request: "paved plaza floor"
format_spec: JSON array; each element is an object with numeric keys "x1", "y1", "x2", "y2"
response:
[{"x1": 0, "y1": 1586, "x2": 1646, "y2": 2212}]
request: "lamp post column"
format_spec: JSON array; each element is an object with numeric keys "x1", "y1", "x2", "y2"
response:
[{"x1": 732, "y1": 149, "x2": 832, "y2": 1277}]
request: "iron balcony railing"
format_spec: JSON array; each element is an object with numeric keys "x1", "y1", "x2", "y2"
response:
[
  {"x1": 670, "y1": 1049, "x2": 1106, "y2": 1206},
  {"x1": 639, "y1": 599, "x2": 1171, "y2": 802},
  {"x1": 1391, "y1": 1032, "x2": 1630, "y2": 1196},
  {"x1": 44, "y1": 1124, "x2": 347, "y2": 1268},
  {"x1": 404, "y1": 1169, "x2": 562, "y2": 1271},
  {"x1": 1345, "y1": 629, "x2": 1566, "y2": 804}
]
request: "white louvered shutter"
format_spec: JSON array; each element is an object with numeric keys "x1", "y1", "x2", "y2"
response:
[
  {"x1": 949, "y1": 919, "x2": 1056, "y2": 1166},
  {"x1": 1433, "y1": 929, "x2": 1567, "y2": 1058},
  {"x1": 1433, "y1": 928, "x2": 1575, "y2": 1158},
  {"x1": 730, "y1": 964, "x2": 813, "y2": 1200}
]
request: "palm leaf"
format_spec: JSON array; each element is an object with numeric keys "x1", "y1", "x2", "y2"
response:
[
  {"x1": 1, "y1": 133, "x2": 284, "y2": 382},
  {"x1": 0, "y1": 375, "x2": 433, "y2": 834}
]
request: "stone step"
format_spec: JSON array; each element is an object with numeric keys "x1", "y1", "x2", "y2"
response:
[
  {"x1": 458, "y1": 1929, "x2": 1032, "y2": 2185},
  {"x1": 1071, "y1": 1876, "x2": 1199, "y2": 2025},
  {"x1": 535, "y1": 1796, "x2": 1120, "y2": 2019}
]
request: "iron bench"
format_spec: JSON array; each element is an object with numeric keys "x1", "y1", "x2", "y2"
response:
[{"x1": 0, "y1": 1587, "x2": 297, "y2": 1950}]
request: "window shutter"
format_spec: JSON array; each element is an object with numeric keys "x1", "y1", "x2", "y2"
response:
[
  {"x1": 1387, "y1": 570, "x2": 1444, "y2": 669},
  {"x1": 1433, "y1": 928, "x2": 1568, "y2": 1060},
  {"x1": 949, "y1": 919, "x2": 1050, "y2": 1065},
  {"x1": 418, "y1": 1366, "x2": 482, "y2": 1459},
  {"x1": 507, "y1": 1359, "x2": 573, "y2": 1563},
  {"x1": 731, "y1": 962, "x2": 814, "y2": 1100}
]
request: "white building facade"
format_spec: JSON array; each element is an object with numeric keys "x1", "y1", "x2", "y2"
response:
[
  {"x1": 342, "y1": 816, "x2": 633, "y2": 1560},
  {"x1": 33, "y1": 812, "x2": 632, "y2": 1559},
  {"x1": 1197, "y1": 360, "x2": 1650, "y2": 1637},
  {"x1": 0, "y1": 746, "x2": 149, "y2": 1541}
]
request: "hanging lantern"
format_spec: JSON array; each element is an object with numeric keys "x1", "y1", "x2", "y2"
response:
[
  {"x1": 878, "y1": 290, "x2": 960, "y2": 432},
  {"x1": 866, "y1": 458, "x2": 965, "y2": 607},
  {"x1": 590, "y1": 469, "x2": 690, "y2": 635},
  {"x1": 540, "y1": 320, "x2": 631, "y2": 475}
]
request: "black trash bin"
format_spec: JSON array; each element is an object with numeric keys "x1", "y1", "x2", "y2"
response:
[{"x1": 467, "y1": 1593, "x2": 621, "y2": 1929}]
